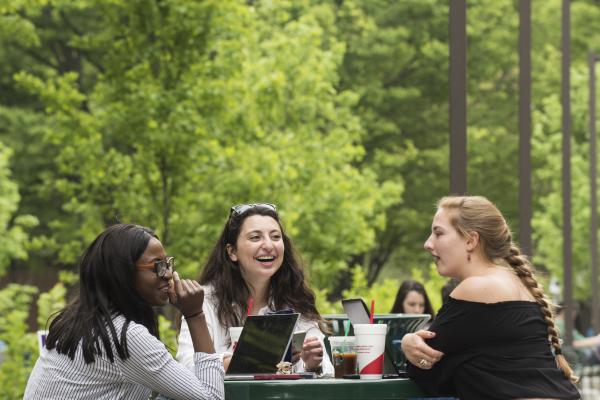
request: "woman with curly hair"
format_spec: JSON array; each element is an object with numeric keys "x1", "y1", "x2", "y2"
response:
[{"x1": 176, "y1": 204, "x2": 333, "y2": 376}]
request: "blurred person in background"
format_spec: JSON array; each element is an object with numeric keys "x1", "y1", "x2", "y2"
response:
[
  {"x1": 401, "y1": 196, "x2": 579, "y2": 400},
  {"x1": 176, "y1": 203, "x2": 333, "y2": 376},
  {"x1": 391, "y1": 279, "x2": 435, "y2": 323},
  {"x1": 555, "y1": 304, "x2": 600, "y2": 366},
  {"x1": 24, "y1": 223, "x2": 224, "y2": 400}
]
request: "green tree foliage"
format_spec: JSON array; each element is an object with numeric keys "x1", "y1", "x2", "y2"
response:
[
  {"x1": 335, "y1": 0, "x2": 449, "y2": 284},
  {"x1": 334, "y1": 0, "x2": 600, "y2": 305},
  {"x1": 530, "y1": 0, "x2": 600, "y2": 299},
  {"x1": 6, "y1": 0, "x2": 396, "y2": 287},
  {"x1": 36, "y1": 282, "x2": 66, "y2": 330},
  {"x1": 3, "y1": 3, "x2": 600, "y2": 395},
  {"x1": 466, "y1": 0, "x2": 521, "y2": 222},
  {"x1": 0, "y1": 142, "x2": 37, "y2": 277},
  {"x1": 0, "y1": 284, "x2": 38, "y2": 399}
]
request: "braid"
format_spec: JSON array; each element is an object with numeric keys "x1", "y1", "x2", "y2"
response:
[{"x1": 504, "y1": 244, "x2": 578, "y2": 383}]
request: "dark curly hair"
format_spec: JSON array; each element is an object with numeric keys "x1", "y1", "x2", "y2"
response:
[{"x1": 198, "y1": 205, "x2": 328, "y2": 333}]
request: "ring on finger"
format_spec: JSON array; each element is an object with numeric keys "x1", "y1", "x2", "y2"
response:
[{"x1": 419, "y1": 358, "x2": 428, "y2": 368}]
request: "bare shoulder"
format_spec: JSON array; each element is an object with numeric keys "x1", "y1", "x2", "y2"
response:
[{"x1": 452, "y1": 274, "x2": 523, "y2": 303}]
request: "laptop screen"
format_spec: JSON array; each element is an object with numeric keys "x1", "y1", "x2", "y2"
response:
[{"x1": 227, "y1": 313, "x2": 299, "y2": 374}]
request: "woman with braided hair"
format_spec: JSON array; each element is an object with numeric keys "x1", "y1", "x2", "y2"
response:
[{"x1": 401, "y1": 196, "x2": 579, "y2": 400}]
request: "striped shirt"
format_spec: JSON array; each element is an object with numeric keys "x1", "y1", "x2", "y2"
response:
[{"x1": 24, "y1": 314, "x2": 224, "y2": 400}]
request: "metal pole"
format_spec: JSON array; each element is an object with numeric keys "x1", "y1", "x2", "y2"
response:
[
  {"x1": 562, "y1": 0, "x2": 573, "y2": 346},
  {"x1": 590, "y1": 53, "x2": 599, "y2": 334},
  {"x1": 519, "y1": 0, "x2": 532, "y2": 258},
  {"x1": 449, "y1": 0, "x2": 467, "y2": 195}
]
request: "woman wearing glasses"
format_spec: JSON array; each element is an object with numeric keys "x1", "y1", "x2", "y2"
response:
[
  {"x1": 176, "y1": 203, "x2": 334, "y2": 376},
  {"x1": 24, "y1": 224, "x2": 224, "y2": 400}
]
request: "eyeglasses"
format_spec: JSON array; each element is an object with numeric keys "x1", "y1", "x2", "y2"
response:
[
  {"x1": 230, "y1": 203, "x2": 277, "y2": 217},
  {"x1": 136, "y1": 257, "x2": 175, "y2": 278}
]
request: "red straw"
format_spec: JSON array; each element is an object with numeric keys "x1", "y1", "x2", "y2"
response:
[
  {"x1": 246, "y1": 298, "x2": 254, "y2": 317},
  {"x1": 370, "y1": 299, "x2": 375, "y2": 324}
]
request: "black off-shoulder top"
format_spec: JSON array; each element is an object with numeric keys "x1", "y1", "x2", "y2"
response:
[{"x1": 407, "y1": 297, "x2": 580, "y2": 400}]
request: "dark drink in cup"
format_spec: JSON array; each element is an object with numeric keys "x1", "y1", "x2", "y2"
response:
[
  {"x1": 329, "y1": 336, "x2": 357, "y2": 378},
  {"x1": 334, "y1": 352, "x2": 358, "y2": 378}
]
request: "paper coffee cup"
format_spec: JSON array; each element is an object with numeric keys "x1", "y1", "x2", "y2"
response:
[
  {"x1": 353, "y1": 323, "x2": 387, "y2": 380},
  {"x1": 229, "y1": 326, "x2": 243, "y2": 352}
]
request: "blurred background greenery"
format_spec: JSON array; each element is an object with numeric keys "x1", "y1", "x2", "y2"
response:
[{"x1": 2, "y1": 0, "x2": 600, "y2": 397}]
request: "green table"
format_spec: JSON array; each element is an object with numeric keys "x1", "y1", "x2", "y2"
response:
[{"x1": 225, "y1": 378, "x2": 425, "y2": 400}]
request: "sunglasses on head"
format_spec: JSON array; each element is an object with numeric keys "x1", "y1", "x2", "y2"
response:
[{"x1": 230, "y1": 203, "x2": 277, "y2": 217}]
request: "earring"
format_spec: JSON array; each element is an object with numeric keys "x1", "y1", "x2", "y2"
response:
[{"x1": 467, "y1": 251, "x2": 471, "y2": 262}]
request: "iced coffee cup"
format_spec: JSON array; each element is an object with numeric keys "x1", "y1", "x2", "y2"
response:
[
  {"x1": 328, "y1": 336, "x2": 357, "y2": 378},
  {"x1": 354, "y1": 323, "x2": 387, "y2": 380},
  {"x1": 229, "y1": 326, "x2": 243, "y2": 352}
]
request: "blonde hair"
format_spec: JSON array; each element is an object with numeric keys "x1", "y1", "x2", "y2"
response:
[{"x1": 437, "y1": 195, "x2": 578, "y2": 383}]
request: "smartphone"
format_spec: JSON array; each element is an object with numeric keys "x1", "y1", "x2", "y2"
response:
[{"x1": 291, "y1": 331, "x2": 307, "y2": 353}]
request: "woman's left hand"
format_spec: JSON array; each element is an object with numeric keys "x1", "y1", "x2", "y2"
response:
[
  {"x1": 301, "y1": 336, "x2": 324, "y2": 372},
  {"x1": 401, "y1": 330, "x2": 444, "y2": 370}
]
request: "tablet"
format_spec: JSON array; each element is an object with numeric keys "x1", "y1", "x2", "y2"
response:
[{"x1": 227, "y1": 313, "x2": 300, "y2": 374}]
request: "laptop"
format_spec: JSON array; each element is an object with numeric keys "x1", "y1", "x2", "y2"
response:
[
  {"x1": 226, "y1": 313, "x2": 300, "y2": 379},
  {"x1": 341, "y1": 298, "x2": 431, "y2": 377}
]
